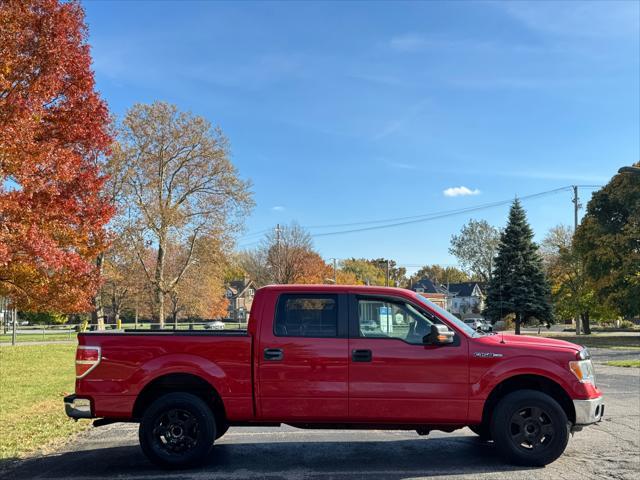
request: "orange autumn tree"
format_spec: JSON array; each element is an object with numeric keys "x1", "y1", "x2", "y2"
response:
[
  {"x1": 241, "y1": 223, "x2": 362, "y2": 286},
  {"x1": 295, "y1": 250, "x2": 333, "y2": 284},
  {"x1": 0, "y1": 0, "x2": 113, "y2": 311}
]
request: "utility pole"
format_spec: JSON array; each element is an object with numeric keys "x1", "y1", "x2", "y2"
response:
[
  {"x1": 571, "y1": 186, "x2": 582, "y2": 335},
  {"x1": 385, "y1": 260, "x2": 390, "y2": 287},
  {"x1": 571, "y1": 185, "x2": 581, "y2": 232},
  {"x1": 333, "y1": 258, "x2": 337, "y2": 284}
]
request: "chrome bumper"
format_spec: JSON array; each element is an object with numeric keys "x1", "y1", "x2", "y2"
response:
[
  {"x1": 64, "y1": 394, "x2": 93, "y2": 419},
  {"x1": 573, "y1": 397, "x2": 604, "y2": 426}
]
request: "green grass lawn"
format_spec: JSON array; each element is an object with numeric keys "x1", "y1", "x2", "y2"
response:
[
  {"x1": 544, "y1": 334, "x2": 640, "y2": 349},
  {"x1": 606, "y1": 360, "x2": 640, "y2": 368},
  {"x1": 0, "y1": 344, "x2": 91, "y2": 462}
]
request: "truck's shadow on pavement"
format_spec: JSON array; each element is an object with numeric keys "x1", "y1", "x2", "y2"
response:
[{"x1": 5, "y1": 436, "x2": 538, "y2": 479}]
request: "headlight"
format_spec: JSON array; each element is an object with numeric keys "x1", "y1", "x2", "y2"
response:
[
  {"x1": 577, "y1": 347, "x2": 591, "y2": 360},
  {"x1": 569, "y1": 359, "x2": 596, "y2": 385}
]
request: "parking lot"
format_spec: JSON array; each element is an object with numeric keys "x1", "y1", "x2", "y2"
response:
[{"x1": 3, "y1": 350, "x2": 639, "y2": 480}]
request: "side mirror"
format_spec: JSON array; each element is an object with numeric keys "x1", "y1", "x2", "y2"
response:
[{"x1": 424, "y1": 324, "x2": 455, "y2": 345}]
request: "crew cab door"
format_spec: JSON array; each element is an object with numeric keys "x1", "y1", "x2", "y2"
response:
[
  {"x1": 348, "y1": 294, "x2": 469, "y2": 423},
  {"x1": 257, "y1": 292, "x2": 349, "y2": 421}
]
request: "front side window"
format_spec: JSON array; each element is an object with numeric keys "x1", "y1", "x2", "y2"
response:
[
  {"x1": 415, "y1": 294, "x2": 477, "y2": 337},
  {"x1": 274, "y1": 294, "x2": 338, "y2": 337},
  {"x1": 357, "y1": 298, "x2": 434, "y2": 344}
]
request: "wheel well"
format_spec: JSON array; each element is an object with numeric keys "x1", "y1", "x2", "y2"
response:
[
  {"x1": 132, "y1": 373, "x2": 227, "y2": 429},
  {"x1": 481, "y1": 374, "x2": 576, "y2": 427}
]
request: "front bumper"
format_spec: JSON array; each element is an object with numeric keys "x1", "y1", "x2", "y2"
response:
[
  {"x1": 573, "y1": 396, "x2": 604, "y2": 426},
  {"x1": 64, "y1": 394, "x2": 93, "y2": 419}
]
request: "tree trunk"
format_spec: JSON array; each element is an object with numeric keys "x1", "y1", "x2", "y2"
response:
[
  {"x1": 154, "y1": 287, "x2": 164, "y2": 329},
  {"x1": 154, "y1": 237, "x2": 166, "y2": 328},
  {"x1": 111, "y1": 293, "x2": 121, "y2": 326},
  {"x1": 515, "y1": 313, "x2": 521, "y2": 335},
  {"x1": 582, "y1": 312, "x2": 591, "y2": 335},
  {"x1": 170, "y1": 293, "x2": 179, "y2": 329},
  {"x1": 575, "y1": 315, "x2": 582, "y2": 335},
  {"x1": 92, "y1": 253, "x2": 105, "y2": 330}
]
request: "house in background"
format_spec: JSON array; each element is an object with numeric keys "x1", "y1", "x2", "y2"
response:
[
  {"x1": 447, "y1": 282, "x2": 485, "y2": 318},
  {"x1": 226, "y1": 278, "x2": 256, "y2": 323},
  {"x1": 410, "y1": 277, "x2": 450, "y2": 310}
]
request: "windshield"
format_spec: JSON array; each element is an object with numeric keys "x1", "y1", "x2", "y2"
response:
[{"x1": 415, "y1": 294, "x2": 479, "y2": 337}]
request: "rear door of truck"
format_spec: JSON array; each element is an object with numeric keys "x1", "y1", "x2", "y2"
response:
[{"x1": 255, "y1": 288, "x2": 349, "y2": 421}]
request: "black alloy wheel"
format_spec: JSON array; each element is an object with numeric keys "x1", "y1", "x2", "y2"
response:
[
  {"x1": 139, "y1": 392, "x2": 216, "y2": 469},
  {"x1": 509, "y1": 406, "x2": 555, "y2": 451},
  {"x1": 490, "y1": 389, "x2": 570, "y2": 466}
]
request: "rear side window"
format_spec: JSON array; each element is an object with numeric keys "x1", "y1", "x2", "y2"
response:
[{"x1": 274, "y1": 294, "x2": 338, "y2": 337}]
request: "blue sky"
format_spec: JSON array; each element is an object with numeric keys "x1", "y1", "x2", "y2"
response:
[{"x1": 84, "y1": 0, "x2": 639, "y2": 274}]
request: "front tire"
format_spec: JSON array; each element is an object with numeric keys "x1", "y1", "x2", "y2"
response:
[
  {"x1": 139, "y1": 392, "x2": 216, "y2": 469},
  {"x1": 490, "y1": 390, "x2": 570, "y2": 466}
]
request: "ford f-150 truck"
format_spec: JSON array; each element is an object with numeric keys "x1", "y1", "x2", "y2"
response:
[{"x1": 65, "y1": 285, "x2": 604, "y2": 468}]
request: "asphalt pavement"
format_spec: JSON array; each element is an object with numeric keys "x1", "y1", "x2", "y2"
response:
[{"x1": 3, "y1": 350, "x2": 639, "y2": 480}]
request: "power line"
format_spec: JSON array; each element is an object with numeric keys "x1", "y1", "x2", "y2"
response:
[
  {"x1": 238, "y1": 228, "x2": 272, "y2": 241},
  {"x1": 311, "y1": 186, "x2": 573, "y2": 237},
  {"x1": 303, "y1": 184, "x2": 602, "y2": 231},
  {"x1": 237, "y1": 184, "x2": 603, "y2": 244}
]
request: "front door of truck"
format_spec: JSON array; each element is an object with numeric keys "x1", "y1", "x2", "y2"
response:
[
  {"x1": 347, "y1": 294, "x2": 469, "y2": 423},
  {"x1": 257, "y1": 292, "x2": 349, "y2": 421}
]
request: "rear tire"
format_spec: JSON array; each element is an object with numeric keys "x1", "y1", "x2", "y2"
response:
[
  {"x1": 490, "y1": 389, "x2": 569, "y2": 466},
  {"x1": 139, "y1": 392, "x2": 216, "y2": 469}
]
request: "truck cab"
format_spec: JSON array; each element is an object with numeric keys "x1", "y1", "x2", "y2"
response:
[{"x1": 65, "y1": 285, "x2": 604, "y2": 469}]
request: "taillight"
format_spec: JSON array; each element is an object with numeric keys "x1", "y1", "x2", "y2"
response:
[{"x1": 76, "y1": 346, "x2": 101, "y2": 378}]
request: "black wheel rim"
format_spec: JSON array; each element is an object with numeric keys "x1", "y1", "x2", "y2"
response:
[
  {"x1": 152, "y1": 408, "x2": 199, "y2": 455},
  {"x1": 509, "y1": 406, "x2": 555, "y2": 451}
]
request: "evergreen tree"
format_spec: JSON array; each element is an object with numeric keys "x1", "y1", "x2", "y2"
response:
[{"x1": 484, "y1": 200, "x2": 553, "y2": 334}]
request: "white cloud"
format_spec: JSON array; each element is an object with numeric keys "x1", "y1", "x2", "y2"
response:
[
  {"x1": 271, "y1": 206, "x2": 285, "y2": 211},
  {"x1": 389, "y1": 33, "x2": 429, "y2": 52},
  {"x1": 443, "y1": 186, "x2": 481, "y2": 197},
  {"x1": 387, "y1": 161, "x2": 417, "y2": 170}
]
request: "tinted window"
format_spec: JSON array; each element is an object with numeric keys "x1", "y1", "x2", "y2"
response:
[{"x1": 274, "y1": 294, "x2": 338, "y2": 337}]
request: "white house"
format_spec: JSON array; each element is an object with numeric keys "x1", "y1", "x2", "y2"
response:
[{"x1": 447, "y1": 282, "x2": 485, "y2": 317}]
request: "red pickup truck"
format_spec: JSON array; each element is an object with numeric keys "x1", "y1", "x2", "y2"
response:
[{"x1": 65, "y1": 285, "x2": 604, "y2": 469}]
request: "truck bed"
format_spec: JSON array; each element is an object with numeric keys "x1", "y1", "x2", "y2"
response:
[{"x1": 76, "y1": 332, "x2": 254, "y2": 420}]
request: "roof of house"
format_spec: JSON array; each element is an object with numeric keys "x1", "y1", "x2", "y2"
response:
[
  {"x1": 227, "y1": 279, "x2": 255, "y2": 298},
  {"x1": 448, "y1": 282, "x2": 483, "y2": 297},
  {"x1": 411, "y1": 277, "x2": 450, "y2": 295}
]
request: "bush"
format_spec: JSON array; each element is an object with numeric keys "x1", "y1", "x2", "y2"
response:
[
  {"x1": 19, "y1": 312, "x2": 67, "y2": 325},
  {"x1": 494, "y1": 316, "x2": 515, "y2": 331}
]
